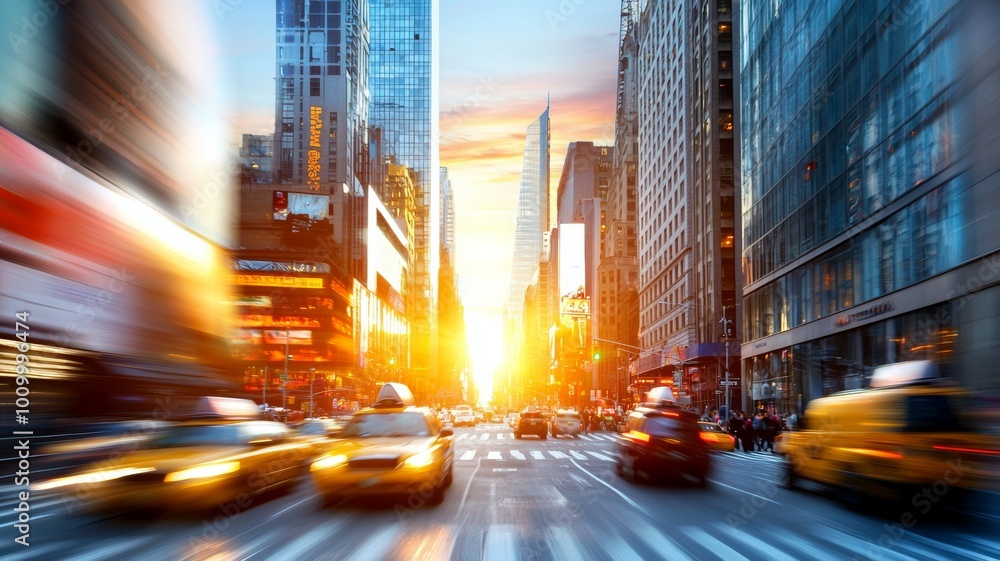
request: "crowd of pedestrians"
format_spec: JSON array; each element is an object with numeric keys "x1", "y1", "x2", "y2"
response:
[{"x1": 717, "y1": 409, "x2": 788, "y2": 453}]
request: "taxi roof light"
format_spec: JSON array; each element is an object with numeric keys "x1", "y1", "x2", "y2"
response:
[
  {"x1": 372, "y1": 382, "x2": 416, "y2": 408},
  {"x1": 869, "y1": 360, "x2": 943, "y2": 388},
  {"x1": 643, "y1": 386, "x2": 677, "y2": 408}
]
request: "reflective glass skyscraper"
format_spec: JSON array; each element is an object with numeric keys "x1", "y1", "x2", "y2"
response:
[
  {"x1": 370, "y1": 0, "x2": 439, "y2": 373},
  {"x1": 740, "y1": 0, "x2": 1000, "y2": 410},
  {"x1": 506, "y1": 104, "x2": 551, "y2": 330},
  {"x1": 274, "y1": 0, "x2": 370, "y2": 272}
]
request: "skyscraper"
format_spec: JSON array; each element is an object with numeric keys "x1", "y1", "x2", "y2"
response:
[
  {"x1": 506, "y1": 103, "x2": 551, "y2": 332},
  {"x1": 370, "y1": 0, "x2": 440, "y2": 377},
  {"x1": 740, "y1": 0, "x2": 1000, "y2": 409},
  {"x1": 273, "y1": 0, "x2": 370, "y2": 274}
]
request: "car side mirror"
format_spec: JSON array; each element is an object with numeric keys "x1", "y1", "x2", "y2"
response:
[{"x1": 439, "y1": 428, "x2": 453, "y2": 437}]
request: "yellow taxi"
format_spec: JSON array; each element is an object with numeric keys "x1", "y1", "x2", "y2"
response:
[
  {"x1": 776, "y1": 361, "x2": 1000, "y2": 502},
  {"x1": 310, "y1": 383, "x2": 454, "y2": 507},
  {"x1": 698, "y1": 421, "x2": 736, "y2": 452},
  {"x1": 34, "y1": 397, "x2": 311, "y2": 513}
]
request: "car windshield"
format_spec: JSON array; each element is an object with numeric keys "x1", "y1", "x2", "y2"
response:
[
  {"x1": 557, "y1": 413, "x2": 580, "y2": 420},
  {"x1": 341, "y1": 412, "x2": 431, "y2": 437},
  {"x1": 144, "y1": 424, "x2": 241, "y2": 448}
]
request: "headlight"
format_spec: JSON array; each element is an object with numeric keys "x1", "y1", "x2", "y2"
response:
[
  {"x1": 404, "y1": 451, "x2": 435, "y2": 469},
  {"x1": 164, "y1": 461, "x2": 240, "y2": 482},
  {"x1": 311, "y1": 454, "x2": 348, "y2": 471},
  {"x1": 34, "y1": 467, "x2": 157, "y2": 491}
]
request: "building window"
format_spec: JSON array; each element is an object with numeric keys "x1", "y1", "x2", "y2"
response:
[{"x1": 310, "y1": 78, "x2": 320, "y2": 96}]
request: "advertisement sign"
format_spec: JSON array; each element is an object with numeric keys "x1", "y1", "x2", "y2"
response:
[
  {"x1": 560, "y1": 297, "x2": 590, "y2": 316},
  {"x1": 274, "y1": 192, "x2": 330, "y2": 221},
  {"x1": 307, "y1": 105, "x2": 323, "y2": 190},
  {"x1": 231, "y1": 274, "x2": 324, "y2": 289},
  {"x1": 263, "y1": 330, "x2": 312, "y2": 345}
]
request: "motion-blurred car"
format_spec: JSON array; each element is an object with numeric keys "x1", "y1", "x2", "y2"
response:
[
  {"x1": 311, "y1": 383, "x2": 454, "y2": 506},
  {"x1": 697, "y1": 421, "x2": 736, "y2": 452},
  {"x1": 614, "y1": 387, "x2": 710, "y2": 485},
  {"x1": 777, "y1": 361, "x2": 1000, "y2": 500},
  {"x1": 40, "y1": 420, "x2": 171, "y2": 474},
  {"x1": 452, "y1": 405, "x2": 477, "y2": 427},
  {"x1": 294, "y1": 418, "x2": 344, "y2": 460},
  {"x1": 35, "y1": 397, "x2": 310, "y2": 513},
  {"x1": 514, "y1": 408, "x2": 548, "y2": 439},
  {"x1": 550, "y1": 410, "x2": 583, "y2": 438}
]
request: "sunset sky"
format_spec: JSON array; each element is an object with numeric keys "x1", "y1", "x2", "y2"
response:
[{"x1": 214, "y1": 1, "x2": 620, "y2": 395}]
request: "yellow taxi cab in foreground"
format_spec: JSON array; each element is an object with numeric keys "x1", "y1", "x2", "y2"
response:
[
  {"x1": 35, "y1": 397, "x2": 310, "y2": 513},
  {"x1": 776, "y1": 361, "x2": 1000, "y2": 502},
  {"x1": 311, "y1": 383, "x2": 454, "y2": 507}
]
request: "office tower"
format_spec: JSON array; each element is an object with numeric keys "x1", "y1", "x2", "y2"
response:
[
  {"x1": 634, "y1": 0, "x2": 741, "y2": 412},
  {"x1": 506, "y1": 103, "x2": 552, "y2": 331},
  {"x1": 598, "y1": 1, "x2": 640, "y2": 402},
  {"x1": 370, "y1": 0, "x2": 440, "y2": 378},
  {"x1": 273, "y1": 0, "x2": 370, "y2": 275},
  {"x1": 740, "y1": 0, "x2": 1000, "y2": 410}
]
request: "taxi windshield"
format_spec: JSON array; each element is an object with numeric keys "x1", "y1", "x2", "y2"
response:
[{"x1": 341, "y1": 412, "x2": 431, "y2": 437}]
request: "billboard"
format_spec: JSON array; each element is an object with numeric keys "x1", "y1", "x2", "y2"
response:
[
  {"x1": 558, "y1": 223, "x2": 586, "y2": 298},
  {"x1": 273, "y1": 192, "x2": 330, "y2": 221}
]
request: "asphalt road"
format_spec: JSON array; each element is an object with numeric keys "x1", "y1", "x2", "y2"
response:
[{"x1": 1, "y1": 423, "x2": 998, "y2": 560}]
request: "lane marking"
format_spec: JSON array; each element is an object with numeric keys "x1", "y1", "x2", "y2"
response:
[
  {"x1": 487, "y1": 451, "x2": 502, "y2": 460},
  {"x1": 568, "y1": 458, "x2": 647, "y2": 515},
  {"x1": 510, "y1": 450, "x2": 526, "y2": 460},
  {"x1": 530, "y1": 451, "x2": 545, "y2": 460},
  {"x1": 706, "y1": 478, "x2": 781, "y2": 505},
  {"x1": 585, "y1": 450, "x2": 614, "y2": 461},
  {"x1": 483, "y1": 524, "x2": 519, "y2": 561},
  {"x1": 460, "y1": 450, "x2": 476, "y2": 461}
]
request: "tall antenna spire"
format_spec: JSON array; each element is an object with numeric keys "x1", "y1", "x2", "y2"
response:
[{"x1": 547, "y1": 91, "x2": 550, "y2": 110}]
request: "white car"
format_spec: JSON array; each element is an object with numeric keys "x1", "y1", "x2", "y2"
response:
[{"x1": 452, "y1": 406, "x2": 476, "y2": 427}]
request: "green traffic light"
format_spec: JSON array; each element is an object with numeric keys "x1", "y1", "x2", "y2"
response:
[{"x1": 593, "y1": 352, "x2": 601, "y2": 361}]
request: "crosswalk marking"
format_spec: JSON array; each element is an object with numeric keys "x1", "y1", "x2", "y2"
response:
[
  {"x1": 455, "y1": 449, "x2": 621, "y2": 462},
  {"x1": 496, "y1": 433, "x2": 505, "y2": 440},
  {"x1": 812, "y1": 526, "x2": 913, "y2": 561},
  {"x1": 716, "y1": 523, "x2": 799, "y2": 561},
  {"x1": 480, "y1": 433, "x2": 489, "y2": 441},
  {"x1": 265, "y1": 523, "x2": 336, "y2": 561},
  {"x1": 547, "y1": 525, "x2": 588, "y2": 560},
  {"x1": 632, "y1": 521, "x2": 694, "y2": 561},
  {"x1": 906, "y1": 532, "x2": 999, "y2": 561},
  {"x1": 483, "y1": 525, "x2": 519, "y2": 561},
  {"x1": 681, "y1": 527, "x2": 750, "y2": 561}
]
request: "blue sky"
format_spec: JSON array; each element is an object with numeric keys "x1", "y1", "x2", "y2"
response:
[{"x1": 213, "y1": 0, "x2": 621, "y2": 388}]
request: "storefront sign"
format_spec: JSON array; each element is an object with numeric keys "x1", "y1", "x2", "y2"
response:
[{"x1": 231, "y1": 274, "x2": 324, "y2": 289}]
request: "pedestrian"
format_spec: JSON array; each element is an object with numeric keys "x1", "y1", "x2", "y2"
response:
[
  {"x1": 728, "y1": 412, "x2": 743, "y2": 451},
  {"x1": 741, "y1": 414, "x2": 755, "y2": 454}
]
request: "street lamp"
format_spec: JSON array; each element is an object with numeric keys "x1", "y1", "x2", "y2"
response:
[
  {"x1": 283, "y1": 330, "x2": 290, "y2": 410},
  {"x1": 720, "y1": 305, "x2": 735, "y2": 424},
  {"x1": 309, "y1": 367, "x2": 316, "y2": 417}
]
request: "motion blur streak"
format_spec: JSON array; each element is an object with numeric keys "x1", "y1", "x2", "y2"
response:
[{"x1": 0, "y1": 0, "x2": 238, "y2": 429}]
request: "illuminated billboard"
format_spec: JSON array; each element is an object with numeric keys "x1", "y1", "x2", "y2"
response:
[
  {"x1": 307, "y1": 105, "x2": 323, "y2": 190},
  {"x1": 273, "y1": 192, "x2": 329, "y2": 221},
  {"x1": 230, "y1": 274, "x2": 324, "y2": 289},
  {"x1": 559, "y1": 223, "x2": 586, "y2": 298}
]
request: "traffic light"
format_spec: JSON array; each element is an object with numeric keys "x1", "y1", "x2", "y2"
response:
[{"x1": 592, "y1": 348, "x2": 601, "y2": 361}]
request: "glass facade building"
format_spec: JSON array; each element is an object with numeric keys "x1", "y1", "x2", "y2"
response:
[
  {"x1": 740, "y1": 0, "x2": 1000, "y2": 415},
  {"x1": 370, "y1": 0, "x2": 440, "y2": 376},
  {"x1": 506, "y1": 105, "x2": 552, "y2": 332}
]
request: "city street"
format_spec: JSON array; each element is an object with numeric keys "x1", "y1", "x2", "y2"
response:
[{"x1": 2, "y1": 423, "x2": 998, "y2": 560}]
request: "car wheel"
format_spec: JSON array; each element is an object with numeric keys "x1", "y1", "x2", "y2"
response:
[
  {"x1": 443, "y1": 466, "x2": 453, "y2": 488},
  {"x1": 318, "y1": 492, "x2": 341, "y2": 508},
  {"x1": 541, "y1": 432, "x2": 547, "y2": 440},
  {"x1": 515, "y1": 432, "x2": 521, "y2": 439},
  {"x1": 427, "y1": 482, "x2": 445, "y2": 505},
  {"x1": 573, "y1": 433, "x2": 580, "y2": 439},
  {"x1": 780, "y1": 458, "x2": 798, "y2": 490}
]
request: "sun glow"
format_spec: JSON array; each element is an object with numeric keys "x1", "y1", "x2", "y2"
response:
[{"x1": 465, "y1": 307, "x2": 502, "y2": 406}]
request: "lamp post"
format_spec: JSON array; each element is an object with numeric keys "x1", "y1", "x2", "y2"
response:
[
  {"x1": 262, "y1": 366, "x2": 267, "y2": 406},
  {"x1": 720, "y1": 306, "x2": 734, "y2": 424},
  {"x1": 309, "y1": 367, "x2": 316, "y2": 417},
  {"x1": 283, "y1": 330, "x2": 290, "y2": 410}
]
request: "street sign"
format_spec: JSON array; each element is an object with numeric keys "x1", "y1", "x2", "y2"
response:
[
  {"x1": 721, "y1": 380, "x2": 738, "y2": 386},
  {"x1": 714, "y1": 390, "x2": 723, "y2": 394}
]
